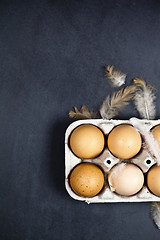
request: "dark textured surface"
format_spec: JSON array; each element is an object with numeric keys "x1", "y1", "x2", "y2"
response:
[{"x1": 0, "y1": 0, "x2": 160, "y2": 239}]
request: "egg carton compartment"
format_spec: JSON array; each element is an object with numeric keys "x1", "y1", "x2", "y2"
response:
[{"x1": 65, "y1": 118, "x2": 160, "y2": 203}]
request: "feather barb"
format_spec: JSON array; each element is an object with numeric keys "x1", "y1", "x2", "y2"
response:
[
  {"x1": 100, "y1": 85, "x2": 137, "y2": 119},
  {"x1": 105, "y1": 65, "x2": 126, "y2": 87},
  {"x1": 69, "y1": 106, "x2": 98, "y2": 120},
  {"x1": 133, "y1": 78, "x2": 156, "y2": 119},
  {"x1": 151, "y1": 202, "x2": 160, "y2": 229}
]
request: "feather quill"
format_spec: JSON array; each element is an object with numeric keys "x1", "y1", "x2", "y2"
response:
[
  {"x1": 133, "y1": 78, "x2": 156, "y2": 119},
  {"x1": 151, "y1": 202, "x2": 160, "y2": 229},
  {"x1": 100, "y1": 85, "x2": 137, "y2": 119},
  {"x1": 105, "y1": 65, "x2": 126, "y2": 87},
  {"x1": 130, "y1": 118, "x2": 160, "y2": 166},
  {"x1": 69, "y1": 106, "x2": 98, "y2": 120}
]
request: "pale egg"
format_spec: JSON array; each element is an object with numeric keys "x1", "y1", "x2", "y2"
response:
[{"x1": 108, "y1": 163, "x2": 144, "y2": 196}]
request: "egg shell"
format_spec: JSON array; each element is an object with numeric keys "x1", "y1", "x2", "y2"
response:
[
  {"x1": 108, "y1": 163, "x2": 144, "y2": 196},
  {"x1": 69, "y1": 163, "x2": 104, "y2": 197},
  {"x1": 151, "y1": 125, "x2": 160, "y2": 148},
  {"x1": 147, "y1": 165, "x2": 160, "y2": 197},
  {"x1": 69, "y1": 124, "x2": 105, "y2": 159},
  {"x1": 107, "y1": 124, "x2": 142, "y2": 159}
]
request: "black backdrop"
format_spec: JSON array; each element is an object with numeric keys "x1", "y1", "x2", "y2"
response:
[{"x1": 0, "y1": 0, "x2": 160, "y2": 239}]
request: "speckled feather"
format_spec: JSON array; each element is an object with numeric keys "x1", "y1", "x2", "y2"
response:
[
  {"x1": 69, "y1": 106, "x2": 98, "y2": 119},
  {"x1": 105, "y1": 65, "x2": 126, "y2": 87}
]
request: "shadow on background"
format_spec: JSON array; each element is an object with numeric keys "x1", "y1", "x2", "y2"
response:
[{"x1": 49, "y1": 118, "x2": 72, "y2": 195}]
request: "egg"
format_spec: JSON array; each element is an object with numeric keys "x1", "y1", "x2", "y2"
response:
[
  {"x1": 69, "y1": 163, "x2": 104, "y2": 197},
  {"x1": 151, "y1": 125, "x2": 160, "y2": 148},
  {"x1": 108, "y1": 163, "x2": 144, "y2": 196},
  {"x1": 69, "y1": 124, "x2": 105, "y2": 159},
  {"x1": 147, "y1": 165, "x2": 160, "y2": 196},
  {"x1": 107, "y1": 124, "x2": 142, "y2": 159}
]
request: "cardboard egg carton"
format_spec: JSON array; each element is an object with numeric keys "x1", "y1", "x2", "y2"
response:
[{"x1": 65, "y1": 118, "x2": 160, "y2": 203}]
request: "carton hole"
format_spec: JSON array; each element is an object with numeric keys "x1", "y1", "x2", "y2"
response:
[
  {"x1": 106, "y1": 159, "x2": 111, "y2": 164},
  {"x1": 146, "y1": 159, "x2": 151, "y2": 165}
]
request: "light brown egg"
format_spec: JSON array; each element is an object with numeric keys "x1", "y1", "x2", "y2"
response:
[
  {"x1": 147, "y1": 165, "x2": 160, "y2": 196},
  {"x1": 69, "y1": 163, "x2": 104, "y2": 197},
  {"x1": 107, "y1": 124, "x2": 142, "y2": 159},
  {"x1": 69, "y1": 124, "x2": 105, "y2": 159},
  {"x1": 108, "y1": 163, "x2": 144, "y2": 196},
  {"x1": 151, "y1": 125, "x2": 160, "y2": 148}
]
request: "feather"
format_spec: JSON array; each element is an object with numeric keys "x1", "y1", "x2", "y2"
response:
[
  {"x1": 105, "y1": 65, "x2": 126, "y2": 87},
  {"x1": 133, "y1": 78, "x2": 156, "y2": 119},
  {"x1": 151, "y1": 202, "x2": 160, "y2": 229},
  {"x1": 100, "y1": 85, "x2": 137, "y2": 119},
  {"x1": 108, "y1": 163, "x2": 126, "y2": 192},
  {"x1": 130, "y1": 118, "x2": 160, "y2": 166},
  {"x1": 69, "y1": 105, "x2": 98, "y2": 120}
]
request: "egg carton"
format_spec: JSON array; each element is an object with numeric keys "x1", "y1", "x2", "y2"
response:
[{"x1": 65, "y1": 118, "x2": 160, "y2": 204}]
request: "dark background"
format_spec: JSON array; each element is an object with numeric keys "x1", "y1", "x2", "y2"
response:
[{"x1": 0, "y1": 0, "x2": 160, "y2": 239}]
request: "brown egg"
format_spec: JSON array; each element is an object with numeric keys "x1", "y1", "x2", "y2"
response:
[
  {"x1": 69, "y1": 124, "x2": 105, "y2": 159},
  {"x1": 107, "y1": 124, "x2": 142, "y2": 159},
  {"x1": 151, "y1": 125, "x2": 160, "y2": 148},
  {"x1": 108, "y1": 163, "x2": 144, "y2": 196},
  {"x1": 69, "y1": 163, "x2": 104, "y2": 197},
  {"x1": 147, "y1": 165, "x2": 160, "y2": 196}
]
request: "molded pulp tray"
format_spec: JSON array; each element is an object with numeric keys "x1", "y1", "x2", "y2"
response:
[{"x1": 65, "y1": 118, "x2": 160, "y2": 203}]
